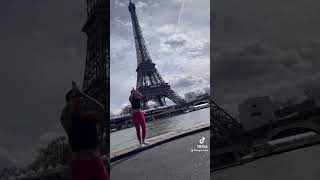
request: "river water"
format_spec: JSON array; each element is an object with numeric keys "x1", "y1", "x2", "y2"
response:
[
  {"x1": 212, "y1": 144, "x2": 320, "y2": 180},
  {"x1": 110, "y1": 108, "x2": 210, "y2": 153}
]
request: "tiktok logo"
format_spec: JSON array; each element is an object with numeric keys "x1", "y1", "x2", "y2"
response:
[
  {"x1": 199, "y1": 137, "x2": 205, "y2": 144},
  {"x1": 191, "y1": 136, "x2": 209, "y2": 153}
]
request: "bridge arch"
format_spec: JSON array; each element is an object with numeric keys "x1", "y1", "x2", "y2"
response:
[{"x1": 266, "y1": 121, "x2": 320, "y2": 140}]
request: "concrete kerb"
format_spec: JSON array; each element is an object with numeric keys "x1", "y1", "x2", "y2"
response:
[{"x1": 110, "y1": 124, "x2": 210, "y2": 163}]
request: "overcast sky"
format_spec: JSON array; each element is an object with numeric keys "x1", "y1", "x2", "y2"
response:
[
  {"x1": 110, "y1": 0, "x2": 210, "y2": 114},
  {"x1": 2, "y1": 0, "x2": 319, "y2": 172},
  {"x1": 0, "y1": 0, "x2": 86, "y2": 169},
  {"x1": 213, "y1": 0, "x2": 320, "y2": 117}
]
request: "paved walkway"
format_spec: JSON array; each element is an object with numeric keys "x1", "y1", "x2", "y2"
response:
[
  {"x1": 111, "y1": 130, "x2": 210, "y2": 180},
  {"x1": 212, "y1": 144, "x2": 320, "y2": 180}
]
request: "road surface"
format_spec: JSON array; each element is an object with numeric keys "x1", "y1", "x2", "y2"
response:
[
  {"x1": 111, "y1": 130, "x2": 210, "y2": 180},
  {"x1": 212, "y1": 144, "x2": 320, "y2": 180}
]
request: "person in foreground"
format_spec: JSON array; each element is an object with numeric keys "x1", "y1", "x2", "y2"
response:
[
  {"x1": 60, "y1": 81, "x2": 109, "y2": 180},
  {"x1": 129, "y1": 88, "x2": 149, "y2": 147}
]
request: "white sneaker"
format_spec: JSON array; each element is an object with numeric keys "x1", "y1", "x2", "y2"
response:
[{"x1": 143, "y1": 140, "x2": 149, "y2": 145}]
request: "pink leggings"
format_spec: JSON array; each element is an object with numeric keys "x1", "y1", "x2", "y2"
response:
[{"x1": 132, "y1": 111, "x2": 146, "y2": 142}]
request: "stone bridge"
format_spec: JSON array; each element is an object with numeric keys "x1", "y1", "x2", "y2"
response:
[
  {"x1": 243, "y1": 107, "x2": 320, "y2": 144},
  {"x1": 212, "y1": 107, "x2": 320, "y2": 170},
  {"x1": 110, "y1": 105, "x2": 187, "y2": 130},
  {"x1": 186, "y1": 95, "x2": 210, "y2": 106},
  {"x1": 110, "y1": 95, "x2": 210, "y2": 130}
]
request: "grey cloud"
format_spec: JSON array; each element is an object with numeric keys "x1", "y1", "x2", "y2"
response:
[
  {"x1": 115, "y1": 0, "x2": 127, "y2": 7},
  {"x1": 214, "y1": 42, "x2": 277, "y2": 83},
  {"x1": 172, "y1": 76, "x2": 196, "y2": 88},
  {"x1": 214, "y1": 0, "x2": 320, "y2": 45},
  {"x1": 135, "y1": 1, "x2": 149, "y2": 8},
  {"x1": 164, "y1": 38, "x2": 187, "y2": 49},
  {"x1": 151, "y1": 2, "x2": 161, "y2": 8},
  {"x1": 213, "y1": 0, "x2": 320, "y2": 116},
  {"x1": 214, "y1": 41, "x2": 320, "y2": 86},
  {"x1": 169, "y1": 75, "x2": 209, "y2": 96}
]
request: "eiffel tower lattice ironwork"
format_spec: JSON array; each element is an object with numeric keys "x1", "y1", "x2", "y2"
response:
[
  {"x1": 128, "y1": 0, "x2": 186, "y2": 107},
  {"x1": 210, "y1": 99, "x2": 243, "y2": 148},
  {"x1": 82, "y1": 0, "x2": 109, "y2": 158},
  {"x1": 210, "y1": 98, "x2": 252, "y2": 170}
]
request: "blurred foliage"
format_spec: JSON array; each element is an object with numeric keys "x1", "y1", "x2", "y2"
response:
[{"x1": 29, "y1": 136, "x2": 71, "y2": 171}]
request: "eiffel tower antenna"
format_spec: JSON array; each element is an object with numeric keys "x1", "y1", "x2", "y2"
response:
[{"x1": 128, "y1": 1, "x2": 186, "y2": 107}]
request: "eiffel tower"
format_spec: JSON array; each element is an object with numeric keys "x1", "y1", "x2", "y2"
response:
[
  {"x1": 210, "y1": 99, "x2": 242, "y2": 148},
  {"x1": 82, "y1": 0, "x2": 109, "y2": 162},
  {"x1": 210, "y1": 77, "x2": 250, "y2": 169},
  {"x1": 128, "y1": 0, "x2": 186, "y2": 107}
]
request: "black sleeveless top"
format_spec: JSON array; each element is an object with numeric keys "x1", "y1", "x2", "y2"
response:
[
  {"x1": 131, "y1": 98, "x2": 141, "y2": 109},
  {"x1": 69, "y1": 114, "x2": 98, "y2": 152}
]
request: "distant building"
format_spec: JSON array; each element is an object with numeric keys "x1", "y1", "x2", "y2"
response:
[
  {"x1": 238, "y1": 96, "x2": 275, "y2": 131},
  {"x1": 185, "y1": 92, "x2": 196, "y2": 102}
]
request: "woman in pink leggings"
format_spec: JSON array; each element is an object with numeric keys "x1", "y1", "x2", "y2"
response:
[{"x1": 129, "y1": 88, "x2": 149, "y2": 146}]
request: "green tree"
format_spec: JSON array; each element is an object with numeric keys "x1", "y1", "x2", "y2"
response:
[{"x1": 120, "y1": 104, "x2": 132, "y2": 115}]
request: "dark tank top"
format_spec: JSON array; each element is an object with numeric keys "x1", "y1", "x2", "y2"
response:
[
  {"x1": 131, "y1": 98, "x2": 141, "y2": 109},
  {"x1": 69, "y1": 113, "x2": 98, "y2": 152}
]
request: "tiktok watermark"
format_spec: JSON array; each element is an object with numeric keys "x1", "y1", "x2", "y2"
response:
[{"x1": 191, "y1": 136, "x2": 209, "y2": 153}]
